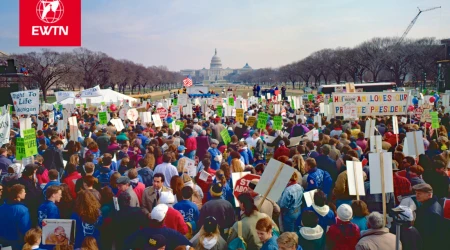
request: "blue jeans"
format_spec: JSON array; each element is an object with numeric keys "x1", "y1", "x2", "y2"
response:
[{"x1": 281, "y1": 208, "x2": 301, "y2": 233}]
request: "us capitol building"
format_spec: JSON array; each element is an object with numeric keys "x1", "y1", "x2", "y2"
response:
[{"x1": 180, "y1": 49, "x2": 253, "y2": 84}]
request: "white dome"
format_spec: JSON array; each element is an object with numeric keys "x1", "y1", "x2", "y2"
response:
[{"x1": 210, "y1": 48, "x2": 222, "y2": 69}]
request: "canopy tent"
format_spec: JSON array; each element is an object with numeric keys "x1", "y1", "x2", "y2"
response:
[{"x1": 58, "y1": 89, "x2": 138, "y2": 105}]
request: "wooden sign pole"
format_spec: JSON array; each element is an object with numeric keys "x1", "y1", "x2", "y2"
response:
[
  {"x1": 379, "y1": 151, "x2": 387, "y2": 227},
  {"x1": 258, "y1": 163, "x2": 284, "y2": 210},
  {"x1": 353, "y1": 160, "x2": 360, "y2": 201},
  {"x1": 413, "y1": 131, "x2": 419, "y2": 157}
]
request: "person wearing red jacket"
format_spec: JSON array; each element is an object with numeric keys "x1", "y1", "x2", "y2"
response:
[
  {"x1": 127, "y1": 169, "x2": 145, "y2": 206},
  {"x1": 383, "y1": 131, "x2": 398, "y2": 149},
  {"x1": 326, "y1": 204, "x2": 360, "y2": 250},
  {"x1": 274, "y1": 140, "x2": 290, "y2": 161},
  {"x1": 62, "y1": 163, "x2": 82, "y2": 199},
  {"x1": 158, "y1": 191, "x2": 189, "y2": 235},
  {"x1": 184, "y1": 128, "x2": 197, "y2": 160}
]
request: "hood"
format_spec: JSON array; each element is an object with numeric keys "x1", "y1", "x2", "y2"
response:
[
  {"x1": 312, "y1": 204, "x2": 330, "y2": 217},
  {"x1": 202, "y1": 236, "x2": 218, "y2": 249},
  {"x1": 299, "y1": 225, "x2": 324, "y2": 240}
]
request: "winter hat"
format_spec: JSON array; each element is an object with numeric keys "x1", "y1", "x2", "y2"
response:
[
  {"x1": 158, "y1": 191, "x2": 175, "y2": 205},
  {"x1": 151, "y1": 204, "x2": 169, "y2": 222},
  {"x1": 210, "y1": 183, "x2": 223, "y2": 197},
  {"x1": 218, "y1": 145, "x2": 227, "y2": 154},
  {"x1": 210, "y1": 139, "x2": 219, "y2": 145},
  {"x1": 337, "y1": 204, "x2": 353, "y2": 221}
]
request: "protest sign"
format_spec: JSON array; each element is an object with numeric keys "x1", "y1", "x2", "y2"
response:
[
  {"x1": 11, "y1": 89, "x2": 40, "y2": 116},
  {"x1": 171, "y1": 105, "x2": 180, "y2": 119},
  {"x1": 119, "y1": 108, "x2": 128, "y2": 120},
  {"x1": 228, "y1": 97, "x2": 234, "y2": 107},
  {"x1": 420, "y1": 108, "x2": 431, "y2": 122},
  {"x1": 257, "y1": 112, "x2": 268, "y2": 129},
  {"x1": 55, "y1": 91, "x2": 75, "y2": 103},
  {"x1": 183, "y1": 103, "x2": 193, "y2": 116},
  {"x1": 42, "y1": 219, "x2": 75, "y2": 245},
  {"x1": 152, "y1": 114, "x2": 162, "y2": 127},
  {"x1": 346, "y1": 161, "x2": 366, "y2": 199},
  {"x1": 126, "y1": 109, "x2": 139, "y2": 122},
  {"x1": 220, "y1": 129, "x2": 231, "y2": 145},
  {"x1": 110, "y1": 118, "x2": 124, "y2": 131},
  {"x1": 369, "y1": 152, "x2": 393, "y2": 194},
  {"x1": 264, "y1": 135, "x2": 276, "y2": 144},
  {"x1": 156, "y1": 107, "x2": 168, "y2": 119},
  {"x1": 370, "y1": 135, "x2": 382, "y2": 153},
  {"x1": 254, "y1": 159, "x2": 295, "y2": 208},
  {"x1": 176, "y1": 120, "x2": 185, "y2": 130},
  {"x1": 312, "y1": 129, "x2": 319, "y2": 141},
  {"x1": 273, "y1": 116, "x2": 283, "y2": 130},
  {"x1": 343, "y1": 96, "x2": 358, "y2": 120},
  {"x1": 364, "y1": 119, "x2": 376, "y2": 139},
  {"x1": 217, "y1": 106, "x2": 223, "y2": 117},
  {"x1": 233, "y1": 173, "x2": 260, "y2": 206},
  {"x1": 178, "y1": 157, "x2": 196, "y2": 177},
  {"x1": 68, "y1": 117, "x2": 78, "y2": 142},
  {"x1": 80, "y1": 85, "x2": 102, "y2": 97},
  {"x1": 20, "y1": 117, "x2": 32, "y2": 139},
  {"x1": 246, "y1": 116, "x2": 256, "y2": 127},
  {"x1": 178, "y1": 94, "x2": 188, "y2": 106},
  {"x1": 140, "y1": 112, "x2": 152, "y2": 124},
  {"x1": 431, "y1": 112, "x2": 439, "y2": 129},
  {"x1": 392, "y1": 116, "x2": 399, "y2": 134},
  {"x1": 304, "y1": 189, "x2": 318, "y2": 207},
  {"x1": 401, "y1": 117, "x2": 408, "y2": 123},
  {"x1": 173, "y1": 99, "x2": 178, "y2": 106},
  {"x1": 236, "y1": 109, "x2": 244, "y2": 123},
  {"x1": 17, "y1": 128, "x2": 37, "y2": 160},
  {"x1": 98, "y1": 112, "x2": 108, "y2": 125},
  {"x1": 405, "y1": 131, "x2": 425, "y2": 157},
  {"x1": 332, "y1": 92, "x2": 409, "y2": 116}
]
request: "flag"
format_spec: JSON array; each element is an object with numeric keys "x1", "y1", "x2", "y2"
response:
[{"x1": 183, "y1": 75, "x2": 193, "y2": 87}]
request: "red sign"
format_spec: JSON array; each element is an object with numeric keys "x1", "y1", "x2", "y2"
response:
[
  {"x1": 20, "y1": 0, "x2": 81, "y2": 46},
  {"x1": 157, "y1": 107, "x2": 168, "y2": 119},
  {"x1": 233, "y1": 174, "x2": 260, "y2": 199},
  {"x1": 414, "y1": 107, "x2": 423, "y2": 119}
]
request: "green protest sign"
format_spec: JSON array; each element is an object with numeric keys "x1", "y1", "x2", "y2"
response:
[
  {"x1": 16, "y1": 138, "x2": 25, "y2": 160},
  {"x1": 176, "y1": 121, "x2": 185, "y2": 130},
  {"x1": 100, "y1": 102, "x2": 106, "y2": 106},
  {"x1": 228, "y1": 97, "x2": 234, "y2": 107},
  {"x1": 220, "y1": 129, "x2": 231, "y2": 145},
  {"x1": 173, "y1": 99, "x2": 178, "y2": 106},
  {"x1": 98, "y1": 112, "x2": 108, "y2": 125},
  {"x1": 217, "y1": 106, "x2": 223, "y2": 117},
  {"x1": 273, "y1": 116, "x2": 283, "y2": 130},
  {"x1": 290, "y1": 98, "x2": 295, "y2": 109},
  {"x1": 257, "y1": 112, "x2": 268, "y2": 129},
  {"x1": 430, "y1": 112, "x2": 439, "y2": 129},
  {"x1": 17, "y1": 128, "x2": 37, "y2": 160}
]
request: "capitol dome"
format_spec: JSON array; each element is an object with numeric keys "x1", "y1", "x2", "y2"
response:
[{"x1": 210, "y1": 48, "x2": 223, "y2": 69}]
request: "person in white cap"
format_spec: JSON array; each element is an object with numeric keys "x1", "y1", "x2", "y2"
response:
[
  {"x1": 355, "y1": 212, "x2": 399, "y2": 250},
  {"x1": 326, "y1": 204, "x2": 360, "y2": 250},
  {"x1": 158, "y1": 191, "x2": 188, "y2": 235}
]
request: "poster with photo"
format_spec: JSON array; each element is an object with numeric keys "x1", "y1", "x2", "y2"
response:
[{"x1": 42, "y1": 219, "x2": 75, "y2": 245}]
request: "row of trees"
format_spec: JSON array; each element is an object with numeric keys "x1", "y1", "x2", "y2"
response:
[
  {"x1": 235, "y1": 37, "x2": 446, "y2": 89},
  {"x1": 13, "y1": 48, "x2": 183, "y2": 101}
]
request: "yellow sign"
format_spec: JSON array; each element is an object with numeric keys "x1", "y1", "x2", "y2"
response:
[
  {"x1": 246, "y1": 116, "x2": 256, "y2": 127},
  {"x1": 236, "y1": 109, "x2": 244, "y2": 123}
]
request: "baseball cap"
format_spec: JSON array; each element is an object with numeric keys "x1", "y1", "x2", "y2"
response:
[
  {"x1": 151, "y1": 204, "x2": 169, "y2": 222},
  {"x1": 177, "y1": 145, "x2": 187, "y2": 152},
  {"x1": 203, "y1": 216, "x2": 218, "y2": 233}
]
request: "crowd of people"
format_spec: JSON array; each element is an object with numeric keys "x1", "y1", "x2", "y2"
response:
[{"x1": 0, "y1": 86, "x2": 449, "y2": 250}]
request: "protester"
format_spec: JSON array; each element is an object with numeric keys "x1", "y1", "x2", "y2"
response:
[
  {"x1": 355, "y1": 212, "x2": 398, "y2": 250},
  {"x1": 326, "y1": 204, "x2": 360, "y2": 250}
]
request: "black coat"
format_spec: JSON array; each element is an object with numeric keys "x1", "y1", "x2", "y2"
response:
[
  {"x1": 111, "y1": 206, "x2": 147, "y2": 250},
  {"x1": 414, "y1": 196, "x2": 443, "y2": 249},
  {"x1": 43, "y1": 147, "x2": 64, "y2": 171}
]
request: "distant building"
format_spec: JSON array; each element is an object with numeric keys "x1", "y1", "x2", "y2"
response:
[{"x1": 180, "y1": 49, "x2": 253, "y2": 84}]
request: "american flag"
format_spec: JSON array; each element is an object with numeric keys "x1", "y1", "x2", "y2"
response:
[{"x1": 183, "y1": 75, "x2": 193, "y2": 87}]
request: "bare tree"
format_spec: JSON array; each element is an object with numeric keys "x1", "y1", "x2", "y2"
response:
[{"x1": 72, "y1": 48, "x2": 106, "y2": 89}]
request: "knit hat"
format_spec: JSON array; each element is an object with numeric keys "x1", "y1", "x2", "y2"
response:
[
  {"x1": 210, "y1": 139, "x2": 219, "y2": 145},
  {"x1": 116, "y1": 176, "x2": 130, "y2": 185},
  {"x1": 151, "y1": 204, "x2": 168, "y2": 222},
  {"x1": 337, "y1": 204, "x2": 353, "y2": 221},
  {"x1": 210, "y1": 183, "x2": 223, "y2": 197}
]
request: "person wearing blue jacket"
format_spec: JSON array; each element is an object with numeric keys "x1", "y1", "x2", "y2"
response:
[
  {"x1": 302, "y1": 190, "x2": 336, "y2": 233},
  {"x1": 304, "y1": 158, "x2": 333, "y2": 198},
  {"x1": 207, "y1": 139, "x2": 222, "y2": 170},
  {"x1": 42, "y1": 169, "x2": 60, "y2": 195},
  {"x1": 173, "y1": 186, "x2": 200, "y2": 231},
  {"x1": 238, "y1": 141, "x2": 254, "y2": 165},
  {"x1": 38, "y1": 185, "x2": 62, "y2": 227},
  {"x1": 0, "y1": 184, "x2": 31, "y2": 250}
]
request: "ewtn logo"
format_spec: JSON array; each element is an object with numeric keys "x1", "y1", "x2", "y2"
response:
[
  {"x1": 20, "y1": 0, "x2": 81, "y2": 46},
  {"x1": 32, "y1": 0, "x2": 68, "y2": 36}
]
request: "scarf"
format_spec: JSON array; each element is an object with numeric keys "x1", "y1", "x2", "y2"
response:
[{"x1": 130, "y1": 178, "x2": 139, "y2": 189}]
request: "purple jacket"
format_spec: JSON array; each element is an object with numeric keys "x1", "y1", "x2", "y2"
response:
[{"x1": 196, "y1": 136, "x2": 210, "y2": 160}]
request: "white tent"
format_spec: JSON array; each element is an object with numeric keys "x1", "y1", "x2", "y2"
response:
[{"x1": 58, "y1": 89, "x2": 138, "y2": 105}]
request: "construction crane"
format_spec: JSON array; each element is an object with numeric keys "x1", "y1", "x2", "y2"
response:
[{"x1": 396, "y1": 6, "x2": 441, "y2": 45}]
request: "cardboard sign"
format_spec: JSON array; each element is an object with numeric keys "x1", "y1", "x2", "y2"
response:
[
  {"x1": 257, "y1": 112, "x2": 268, "y2": 129},
  {"x1": 110, "y1": 118, "x2": 125, "y2": 131},
  {"x1": 233, "y1": 173, "x2": 260, "y2": 206},
  {"x1": 217, "y1": 106, "x2": 223, "y2": 117},
  {"x1": 152, "y1": 114, "x2": 163, "y2": 127},
  {"x1": 126, "y1": 109, "x2": 139, "y2": 122},
  {"x1": 140, "y1": 112, "x2": 152, "y2": 124},
  {"x1": 343, "y1": 96, "x2": 358, "y2": 120},
  {"x1": 254, "y1": 159, "x2": 295, "y2": 203},
  {"x1": 178, "y1": 94, "x2": 188, "y2": 106},
  {"x1": 11, "y1": 89, "x2": 40, "y2": 116},
  {"x1": 68, "y1": 116, "x2": 78, "y2": 142},
  {"x1": 246, "y1": 116, "x2": 256, "y2": 127},
  {"x1": 178, "y1": 157, "x2": 196, "y2": 177},
  {"x1": 370, "y1": 135, "x2": 383, "y2": 152},
  {"x1": 0, "y1": 113, "x2": 10, "y2": 146},
  {"x1": 365, "y1": 119, "x2": 375, "y2": 139},
  {"x1": 16, "y1": 128, "x2": 37, "y2": 160},
  {"x1": 98, "y1": 112, "x2": 108, "y2": 125},
  {"x1": 346, "y1": 161, "x2": 366, "y2": 196},
  {"x1": 236, "y1": 109, "x2": 244, "y2": 123},
  {"x1": 304, "y1": 189, "x2": 318, "y2": 207},
  {"x1": 405, "y1": 131, "x2": 425, "y2": 157},
  {"x1": 156, "y1": 107, "x2": 168, "y2": 119},
  {"x1": 220, "y1": 129, "x2": 231, "y2": 145},
  {"x1": 369, "y1": 152, "x2": 394, "y2": 194},
  {"x1": 332, "y1": 92, "x2": 409, "y2": 116},
  {"x1": 228, "y1": 97, "x2": 234, "y2": 107},
  {"x1": 55, "y1": 91, "x2": 75, "y2": 103},
  {"x1": 80, "y1": 85, "x2": 102, "y2": 97},
  {"x1": 273, "y1": 116, "x2": 283, "y2": 130},
  {"x1": 42, "y1": 219, "x2": 75, "y2": 245},
  {"x1": 431, "y1": 112, "x2": 439, "y2": 129}
]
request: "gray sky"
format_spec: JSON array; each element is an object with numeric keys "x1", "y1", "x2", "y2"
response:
[{"x1": 1, "y1": 0, "x2": 448, "y2": 71}]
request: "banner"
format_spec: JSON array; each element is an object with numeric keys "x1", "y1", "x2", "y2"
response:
[
  {"x1": 332, "y1": 92, "x2": 409, "y2": 116},
  {"x1": 55, "y1": 91, "x2": 75, "y2": 103},
  {"x1": 11, "y1": 89, "x2": 40, "y2": 116},
  {"x1": 80, "y1": 85, "x2": 102, "y2": 97},
  {"x1": 0, "y1": 113, "x2": 10, "y2": 146}
]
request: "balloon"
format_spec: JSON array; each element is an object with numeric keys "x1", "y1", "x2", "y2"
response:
[
  {"x1": 434, "y1": 93, "x2": 440, "y2": 102},
  {"x1": 109, "y1": 104, "x2": 117, "y2": 112},
  {"x1": 429, "y1": 96, "x2": 436, "y2": 103},
  {"x1": 412, "y1": 97, "x2": 419, "y2": 105},
  {"x1": 408, "y1": 105, "x2": 415, "y2": 112}
]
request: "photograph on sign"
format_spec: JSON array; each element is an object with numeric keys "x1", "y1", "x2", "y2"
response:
[
  {"x1": 254, "y1": 159, "x2": 295, "y2": 202},
  {"x1": 369, "y1": 152, "x2": 394, "y2": 194},
  {"x1": 42, "y1": 219, "x2": 75, "y2": 245},
  {"x1": 346, "y1": 161, "x2": 366, "y2": 196}
]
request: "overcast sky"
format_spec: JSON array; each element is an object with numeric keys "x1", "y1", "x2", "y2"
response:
[{"x1": 1, "y1": 0, "x2": 448, "y2": 71}]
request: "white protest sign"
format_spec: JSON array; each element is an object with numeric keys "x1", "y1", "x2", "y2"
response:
[
  {"x1": 0, "y1": 113, "x2": 10, "y2": 146},
  {"x1": 152, "y1": 114, "x2": 162, "y2": 127},
  {"x1": 19, "y1": 117, "x2": 32, "y2": 138},
  {"x1": 68, "y1": 116, "x2": 78, "y2": 142},
  {"x1": 274, "y1": 104, "x2": 281, "y2": 114},
  {"x1": 405, "y1": 131, "x2": 425, "y2": 157},
  {"x1": 126, "y1": 109, "x2": 139, "y2": 122},
  {"x1": 182, "y1": 157, "x2": 196, "y2": 177},
  {"x1": 370, "y1": 135, "x2": 382, "y2": 152},
  {"x1": 140, "y1": 112, "x2": 152, "y2": 124},
  {"x1": 392, "y1": 116, "x2": 399, "y2": 134},
  {"x1": 365, "y1": 119, "x2": 375, "y2": 139},
  {"x1": 312, "y1": 129, "x2": 319, "y2": 141},
  {"x1": 319, "y1": 103, "x2": 325, "y2": 114},
  {"x1": 346, "y1": 161, "x2": 366, "y2": 197},
  {"x1": 57, "y1": 119, "x2": 65, "y2": 135},
  {"x1": 55, "y1": 91, "x2": 75, "y2": 103},
  {"x1": 343, "y1": 96, "x2": 357, "y2": 120},
  {"x1": 110, "y1": 118, "x2": 124, "y2": 131},
  {"x1": 263, "y1": 135, "x2": 276, "y2": 144},
  {"x1": 303, "y1": 189, "x2": 318, "y2": 207},
  {"x1": 401, "y1": 117, "x2": 407, "y2": 124},
  {"x1": 254, "y1": 159, "x2": 295, "y2": 204},
  {"x1": 80, "y1": 85, "x2": 102, "y2": 97},
  {"x1": 119, "y1": 108, "x2": 128, "y2": 120},
  {"x1": 171, "y1": 106, "x2": 180, "y2": 119},
  {"x1": 183, "y1": 103, "x2": 193, "y2": 117},
  {"x1": 369, "y1": 152, "x2": 394, "y2": 194},
  {"x1": 178, "y1": 94, "x2": 188, "y2": 106},
  {"x1": 37, "y1": 119, "x2": 43, "y2": 131},
  {"x1": 289, "y1": 136, "x2": 303, "y2": 146},
  {"x1": 11, "y1": 89, "x2": 40, "y2": 116}
]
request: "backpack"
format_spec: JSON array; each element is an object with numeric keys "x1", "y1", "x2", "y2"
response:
[
  {"x1": 98, "y1": 171, "x2": 111, "y2": 187},
  {"x1": 228, "y1": 221, "x2": 247, "y2": 250},
  {"x1": 138, "y1": 168, "x2": 153, "y2": 187}
]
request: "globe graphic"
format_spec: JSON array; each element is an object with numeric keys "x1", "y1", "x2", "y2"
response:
[{"x1": 35, "y1": 0, "x2": 64, "y2": 24}]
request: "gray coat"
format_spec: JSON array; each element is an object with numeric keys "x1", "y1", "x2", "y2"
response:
[{"x1": 356, "y1": 228, "x2": 400, "y2": 250}]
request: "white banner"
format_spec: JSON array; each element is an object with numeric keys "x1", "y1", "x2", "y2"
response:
[
  {"x1": 332, "y1": 92, "x2": 409, "y2": 116},
  {"x1": 0, "y1": 113, "x2": 10, "y2": 146},
  {"x1": 11, "y1": 89, "x2": 40, "y2": 116},
  {"x1": 80, "y1": 85, "x2": 102, "y2": 97},
  {"x1": 55, "y1": 91, "x2": 75, "y2": 103}
]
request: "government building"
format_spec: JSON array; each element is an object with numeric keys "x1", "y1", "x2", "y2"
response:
[{"x1": 180, "y1": 49, "x2": 253, "y2": 84}]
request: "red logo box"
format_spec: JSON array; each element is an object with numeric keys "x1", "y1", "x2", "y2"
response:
[{"x1": 19, "y1": 0, "x2": 81, "y2": 46}]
